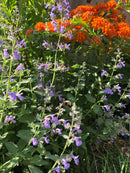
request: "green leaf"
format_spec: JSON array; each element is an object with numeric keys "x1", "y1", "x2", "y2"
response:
[
  {"x1": 45, "y1": 152, "x2": 58, "y2": 161},
  {"x1": 17, "y1": 130, "x2": 32, "y2": 142},
  {"x1": 0, "y1": 132, "x2": 8, "y2": 140},
  {"x1": 71, "y1": 64, "x2": 80, "y2": 69},
  {"x1": 28, "y1": 165, "x2": 43, "y2": 173},
  {"x1": 0, "y1": 157, "x2": 19, "y2": 172},
  {"x1": 85, "y1": 94, "x2": 96, "y2": 103},
  {"x1": 97, "y1": 118, "x2": 104, "y2": 126},
  {"x1": 5, "y1": 142, "x2": 18, "y2": 154},
  {"x1": 30, "y1": 155, "x2": 49, "y2": 166},
  {"x1": 64, "y1": 87, "x2": 74, "y2": 92},
  {"x1": 93, "y1": 105, "x2": 103, "y2": 115},
  {"x1": 67, "y1": 93, "x2": 75, "y2": 103}
]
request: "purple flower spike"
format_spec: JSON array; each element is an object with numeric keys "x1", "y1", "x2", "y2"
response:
[
  {"x1": 103, "y1": 88, "x2": 113, "y2": 95},
  {"x1": 54, "y1": 165, "x2": 60, "y2": 173},
  {"x1": 16, "y1": 63, "x2": 25, "y2": 71},
  {"x1": 14, "y1": 50, "x2": 20, "y2": 60},
  {"x1": 51, "y1": 117, "x2": 60, "y2": 126},
  {"x1": 17, "y1": 93, "x2": 24, "y2": 101},
  {"x1": 62, "y1": 159, "x2": 70, "y2": 170},
  {"x1": 72, "y1": 155, "x2": 79, "y2": 165},
  {"x1": 117, "y1": 61, "x2": 125, "y2": 68},
  {"x1": 115, "y1": 84, "x2": 121, "y2": 93},
  {"x1": 44, "y1": 119, "x2": 51, "y2": 128},
  {"x1": 43, "y1": 136, "x2": 50, "y2": 144},
  {"x1": 8, "y1": 92, "x2": 17, "y2": 101},
  {"x1": 60, "y1": 26, "x2": 65, "y2": 33},
  {"x1": 75, "y1": 137, "x2": 82, "y2": 147},
  {"x1": 32, "y1": 138, "x2": 38, "y2": 146},
  {"x1": 4, "y1": 115, "x2": 16, "y2": 124},
  {"x1": 3, "y1": 49, "x2": 9, "y2": 57}
]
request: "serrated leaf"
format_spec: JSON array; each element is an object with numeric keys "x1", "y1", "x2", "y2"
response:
[{"x1": 93, "y1": 105, "x2": 103, "y2": 115}]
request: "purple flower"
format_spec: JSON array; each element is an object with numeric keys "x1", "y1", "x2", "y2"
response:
[
  {"x1": 75, "y1": 137, "x2": 82, "y2": 147},
  {"x1": 3, "y1": 49, "x2": 9, "y2": 57},
  {"x1": 50, "y1": 12, "x2": 56, "y2": 19},
  {"x1": 119, "y1": 103, "x2": 126, "y2": 108},
  {"x1": 51, "y1": 5, "x2": 56, "y2": 12},
  {"x1": 10, "y1": 78, "x2": 14, "y2": 82},
  {"x1": 4, "y1": 115, "x2": 16, "y2": 124},
  {"x1": 64, "y1": 43, "x2": 70, "y2": 50},
  {"x1": 115, "y1": 84, "x2": 121, "y2": 93},
  {"x1": 69, "y1": 33, "x2": 73, "y2": 39},
  {"x1": 54, "y1": 165, "x2": 60, "y2": 173},
  {"x1": 62, "y1": 159, "x2": 70, "y2": 170},
  {"x1": 0, "y1": 66, "x2": 3, "y2": 71},
  {"x1": 117, "y1": 61, "x2": 125, "y2": 68},
  {"x1": 37, "y1": 82, "x2": 43, "y2": 89},
  {"x1": 60, "y1": 26, "x2": 65, "y2": 33},
  {"x1": 104, "y1": 105, "x2": 110, "y2": 111},
  {"x1": 19, "y1": 39, "x2": 27, "y2": 47},
  {"x1": 118, "y1": 74, "x2": 123, "y2": 79},
  {"x1": 8, "y1": 92, "x2": 17, "y2": 101},
  {"x1": 102, "y1": 95, "x2": 107, "y2": 101},
  {"x1": 57, "y1": 4, "x2": 63, "y2": 11},
  {"x1": 43, "y1": 136, "x2": 50, "y2": 144},
  {"x1": 111, "y1": 136, "x2": 114, "y2": 143},
  {"x1": 45, "y1": 3, "x2": 50, "y2": 9},
  {"x1": 51, "y1": 117, "x2": 60, "y2": 126},
  {"x1": 14, "y1": 50, "x2": 20, "y2": 60},
  {"x1": 56, "y1": 128, "x2": 62, "y2": 135},
  {"x1": 42, "y1": 40, "x2": 48, "y2": 48},
  {"x1": 0, "y1": 40, "x2": 5, "y2": 47},
  {"x1": 17, "y1": 93, "x2": 24, "y2": 101},
  {"x1": 44, "y1": 119, "x2": 51, "y2": 128},
  {"x1": 16, "y1": 63, "x2": 25, "y2": 71},
  {"x1": 32, "y1": 138, "x2": 38, "y2": 146},
  {"x1": 101, "y1": 69, "x2": 106, "y2": 76},
  {"x1": 53, "y1": 23, "x2": 58, "y2": 32},
  {"x1": 72, "y1": 155, "x2": 79, "y2": 165},
  {"x1": 103, "y1": 88, "x2": 113, "y2": 95},
  {"x1": 58, "y1": 94, "x2": 62, "y2": 101}
]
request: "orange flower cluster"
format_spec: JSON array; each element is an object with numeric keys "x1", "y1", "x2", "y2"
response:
[
  {"x1": 90, "y1": 36, "x2": 102, "y2": 46},
  {"x1": 34, "y1": 22, "x2": 45, "y2": 32},
  {"x1": 26, "y1": 29, "x2": 34, "y2": 36},
  {"x1": 27, "y1": 0, "x2": 130, "y2": 43}
]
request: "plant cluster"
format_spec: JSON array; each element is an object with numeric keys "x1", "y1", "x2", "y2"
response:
[{"x1": 0, "y1": 0, "x2": 130, "y2": 173}]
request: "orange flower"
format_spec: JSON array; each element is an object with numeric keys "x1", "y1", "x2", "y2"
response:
[
  {"x1": 106, "y1": 0, "x2": 117, "y2": 10},
  {"x1": 34, "y1": 22, "x2": 45, "y2": 32},
  {"x1": 90, "y1": 36, "x2": 101, "y2": 46},
  {"x1": 74, "y1": 31, "x2": 88, "y2": 43},
  {"x1": 70, "y1": 5, "x2": 95, "y2": 18},
  {"x1": 26, "y1": 29, "x2": 34, "y2": 36},
  {"x1": 116, "y1": 22, "x2": 130, "y2": 40}
]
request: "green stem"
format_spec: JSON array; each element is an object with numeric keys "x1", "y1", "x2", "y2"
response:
[{"x1": 51, "y1": 35, "x2": 61, "y2": 88}]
